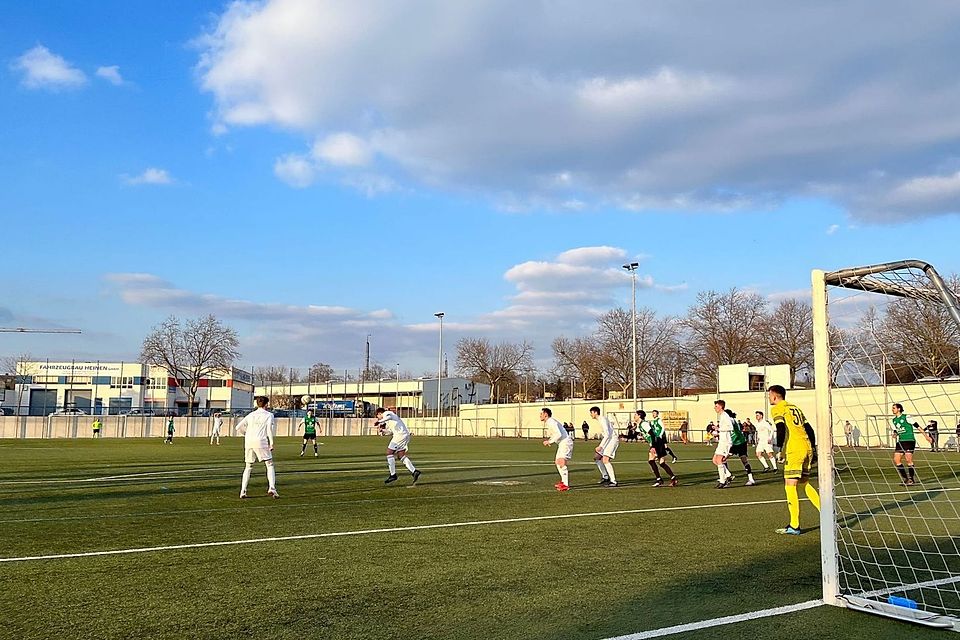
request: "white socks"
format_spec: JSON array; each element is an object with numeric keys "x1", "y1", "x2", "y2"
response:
[
  {"x1": 387, "y1": 455, "x2": 397, "y2": 475},
  {"x1": 557, "y1": 464, "x2": 569, "y2": 485},
  {"x1": 603, "y1": 462, "x2": 617, "y2": 484},
  {"x1": 771, "y1": 457, "x2": 778, "y2": 470},
  {"x1": 759, "y1": 457, "x2": 770, "y2": 470},
  {"x1": 596, "y1": 460, "x2": 607, "y2": 477},
  {"x1": 241, "y1": 463, "x2": 252, "y2": 494},
  {"x1": 717, "y1": 464, "x2": 731, "y2": 482},
  {"x1": 402, "y1": 456, "x2": 416, "y2": 473},
  {"x1": 266, "y1": 462, "x2": 276, "y2": 491}
]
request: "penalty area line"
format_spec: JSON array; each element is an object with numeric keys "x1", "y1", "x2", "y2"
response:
[
  {"x1": 0, "y1": 497, "x2": 784, "y2": 564},
  {"x1": 602, "y1": 599, "x2": 823, "y2": 639}
]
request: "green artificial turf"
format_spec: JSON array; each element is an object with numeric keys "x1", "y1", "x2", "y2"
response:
[{"x1": 0, "y1": 437, "x2": 952, "y2": 639}]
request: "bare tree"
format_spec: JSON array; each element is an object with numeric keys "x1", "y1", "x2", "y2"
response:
[
  {"x1": 252, "y1": 365, "x2": 291, "y2": 386},
  {"x1": 307, "y1": 362, "x2": 335, "y2": 383},
  {"x1": 594, "y1": 307, "x2": 681, "y2": 397},
  {"x1": 455, "y1": 338, "x2": 534, "y2": 403},
  {"x1": 683, "y1": 288, "x2": 768, "y2": 388},
  {"x1": 552, "y1": 336, "x2": 604, "y2": 398},
  {"x1": 140, "y1": 315, "x2": 240, "y2": 415},
  {"x1": 759, "y1": 298, "x2": 814, "y2": 386}
]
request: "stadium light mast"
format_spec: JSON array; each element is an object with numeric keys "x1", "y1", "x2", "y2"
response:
[
  {"x1": 622, "y1": 262, "x2": 640, "y2": 409},
  {"x1": 434, "y1": 312, "x2": 444, "y2": 433}
]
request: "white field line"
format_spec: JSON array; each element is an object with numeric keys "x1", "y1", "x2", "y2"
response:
[
  {"x1": 602, "y1": 599, "x2": 823, "y2": 639},
  {"x1": 0, "y1": 459, "x2": 686, "y2": 488},
  {"x1": 0, "y1": 498, "x2": 785, "y2": 564}
]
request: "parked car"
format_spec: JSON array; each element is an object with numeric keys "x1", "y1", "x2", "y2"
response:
[
  {"x1": 51, "y1": 407, "x2": 88, "y2": 416},
  {"x1": 0, "y1": 408, "x2": 14, "y2": 416}
]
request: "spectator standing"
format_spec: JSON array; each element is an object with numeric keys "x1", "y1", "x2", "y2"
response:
[{"x1": 581, "y1": 420, "x2": 590, "y2": 440}]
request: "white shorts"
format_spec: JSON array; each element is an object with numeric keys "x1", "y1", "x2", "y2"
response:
[
  {"x1": 245, "y1": 447, "x2": 272, "y2": 463},
  {"x1": 598, "y1": 440, "x2": 619, "y2": 459},
  {"x1": 756, "y1": 441, "x2": 774, "y2": 455},
  {"x1": 555, "y1": 438, "x2": 574, "y2": 461},
  {"x1": 388, "y1": 436, "x2": 411, "y2": 452},
  {"x1": 714, "y1": 434, "x2": 732, "y2": 458}
]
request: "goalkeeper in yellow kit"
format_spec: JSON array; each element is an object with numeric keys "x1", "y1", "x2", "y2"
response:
[{"x1": 768, "y1": 385, "x2": 821, "y2": 535}]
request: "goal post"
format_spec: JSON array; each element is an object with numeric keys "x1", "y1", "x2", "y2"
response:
[{"x1": 814, "y1": 260, "x2": 960, "y2": 629}]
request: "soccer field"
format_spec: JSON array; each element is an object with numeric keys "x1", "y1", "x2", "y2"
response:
[{"x1": 0, "y1": 437, "x2": 947, "y2": 640}]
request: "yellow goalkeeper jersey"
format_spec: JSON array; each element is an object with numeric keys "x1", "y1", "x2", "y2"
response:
[{"x1": 771, "y1": 400, "x2": 812, "y2": 452}]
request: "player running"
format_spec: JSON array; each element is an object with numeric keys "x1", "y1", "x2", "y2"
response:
[
  {"x1": 235, "y1": 396, "x2": 279, "y2": 499},
  {"x1": 591, "y1": 406, "x2": 618, "y2": 487},
  {"x1": 541, "y1": 407, "x2": 573, "y2": 491},
  {"x1": 638, "y1": 410, "x2": 678, "y2": 487},
  {"x1": 754, "y1": 411, "x2": 777, "y2": 472},
  {"x1": 891, "y1": 403, "x2": 918, "y2": 486},
  {"x1": 769, "y1": 385, "x2": 820, "y2": 535},
  {"x1": 374, "y1": 408, "x2": 421, "y2": 485},
  {"x1": 299, "y1": 409, "x2": 321, "y2": 457},
  {"x1": 165, "y1": 417, "x2": 175, "y2": 444}
]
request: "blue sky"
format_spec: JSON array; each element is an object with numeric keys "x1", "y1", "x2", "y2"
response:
[{"x1": 3, "y1": 1, "x2": 960, "y2": 375}]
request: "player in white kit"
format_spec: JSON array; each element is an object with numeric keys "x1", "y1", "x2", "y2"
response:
[
  {"x1": 712, "y1": 400, "x2": 735, "y2": 488},
  {"x1": 541, "y1": 407, "x2": 573, "y2": 491},
  {"x1": 210, "y1": 413, "x2": 223, "y2": 445},
  {"x1": 374, "y1": 408, "x2": 421, "y2": 485},
  {"x1": 753, "y1": 410, "x2": 778, "y2": 472},
  {"x1": 590, "y1": 406, "x2": 619, "y2": 487},
  {"x1": 235, "y1": 396, "x2": 278, "y2": 499}
]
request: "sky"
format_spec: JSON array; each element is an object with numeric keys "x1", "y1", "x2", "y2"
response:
[{"x1": 2, "y1": 0, "x2": 960, "y2": 376}]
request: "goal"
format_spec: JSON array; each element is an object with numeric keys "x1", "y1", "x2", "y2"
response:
[{"x1": 813, "y1": 260, "x2": 960, "y2": 629}]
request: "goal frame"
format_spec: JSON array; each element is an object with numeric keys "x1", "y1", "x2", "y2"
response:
[{"x1": 813, "y1": 259, "x2": 960, "y2": 629}]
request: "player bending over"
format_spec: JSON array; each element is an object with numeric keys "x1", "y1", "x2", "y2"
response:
[
  {"x1": 890, "y1": 403, "x2": 918, "y2": 486},
  {"x1": 299, "y1": 409, "x2": 321, "y2": 457},
  {"x1": 541, "y1": 407, "x2": 573, "y2": 491},
  {"x1": 235, "y1": 396, "x2": 279, "y2": 499},
  {"x1": 769, "y1": 385, "x2": 820, "y2": 535},
  {"x1": 753, "y1": 411, "x2": 777, "y2": 472},
  {"x1": 591, "y1": 406, "x2": 618, "y2": 487},
  {"x1": 374, "y1": 408, "x2": 421, "y2": 485},
  {"x1": 638, "y1": 410, "x2": 678, "y2": 487}
]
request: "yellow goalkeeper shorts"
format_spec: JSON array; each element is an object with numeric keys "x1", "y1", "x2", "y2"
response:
[{"x1": 783, "y1": 446, "x2": 813, "y2": 480}]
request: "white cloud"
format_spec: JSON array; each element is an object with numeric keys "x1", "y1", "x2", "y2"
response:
[
  {"x1": 195, "y1": 2, "x2": 960, "y2": 219},
  {"x1": 312, "y1": 132, "x2": 372, "y2": 167},
  {"x1": 273, "y1": 154, "x2": 316, "y2": 188},
  {"x1": 12, "y1": 45, "x2": 86, "y2": 90},
  {"x1": 95, "y1": 65, "x2": 124, "y2": 86},
  {"x1": 122, "y1": 168, "x2": 174, "y2": 185},
  {"x1": 826, "y1": 224, "x2": 840, "y2": 235},
  {"x1": 556, "y1": 246, "x2": 628, "y2": 266}
]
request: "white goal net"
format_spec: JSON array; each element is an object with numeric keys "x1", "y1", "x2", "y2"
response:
[{"x1": 814, "y1": 260, "x2": 960, "y2": 629}]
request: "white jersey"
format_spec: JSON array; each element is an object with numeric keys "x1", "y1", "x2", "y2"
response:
[
  {"x1": 754, "y1": 419, "x2": 774, "y2": 445},
  {"x1": 376, "y1": 410, "x2": 410, "y2": 438},
  {"x1": 236, "y1": 408, "x2": 276, "y2": 449},
  {"x1": 544, "y1": 417, "x2": 571, "y2": 444},
  {"x1": 212, "y1": 418, "x2": 223, "y2": 434},
  {"x1": 597, "y1": 415, "x2": 617, "y2": 449}
]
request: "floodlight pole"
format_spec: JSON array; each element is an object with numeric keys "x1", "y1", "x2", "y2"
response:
[
  {"x1": 434, "y1": 312, "x2": 444, "y2": 435},
  {"x1": 622, "y1": 263, "x2": 640, "y2": 409}
]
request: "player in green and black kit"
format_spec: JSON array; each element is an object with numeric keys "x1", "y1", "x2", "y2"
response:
[
  {"x1": 300, "y1": 409, "x2": 320, "y2": 457},
  {"x1": 650, "y1": 410, "x2": 678, "y2": 463},
  {"x1": 891, "y1": 403, "x2": 917, "y2": 485}
]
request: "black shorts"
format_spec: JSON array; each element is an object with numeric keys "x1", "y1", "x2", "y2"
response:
[
  {"x1": 895, "y1": 440, "x2": 916, "y2": 453},
  {"x1": 303, "y1": 432, "x2": 317, "y2": 441},
  {"x1": 651, "y1": 440, "x2": 668, "y2": 459},
  {"x1": 730, "y1": 442, "x2": 748, "y2": 457}
]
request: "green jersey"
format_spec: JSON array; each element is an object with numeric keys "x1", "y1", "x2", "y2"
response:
[
  {"x1": 303, "y1": 415, "x2": 317, "y2": 434},
  {"x1": 730, "y1": 419, "x2": 746, "y2": 446},
  {"x1": 645, "y1": 419, "x2": 665, "y2": 443},
  {"x1": 892, "y1": 414, "x2": 915, "y2": 442},
  {"x1": 167, "y1": 420, "x2": 175, "y2": 434}
]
